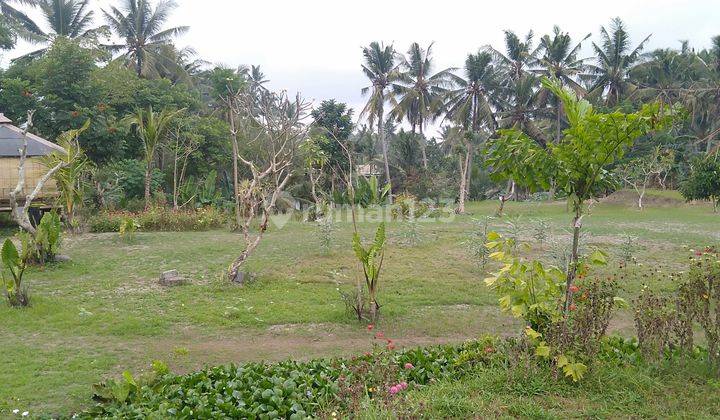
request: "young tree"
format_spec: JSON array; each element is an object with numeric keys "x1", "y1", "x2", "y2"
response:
[
  {"x1": 41, "y1": 119, "x2": 93, "y2": 227},
  {"x1": 227, "y1": 90, "x2": 311, "y2": 284},
  {"x1": 486, "y1": 78, "x2": 670, "y2": 312},
  {"x1": 125, "y1": 106, "x2": 181, "y2": 210}
]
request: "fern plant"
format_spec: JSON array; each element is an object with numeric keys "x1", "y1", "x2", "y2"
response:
[{"x1": 352, "y1": 222, "x2": 386, "y2": 322}]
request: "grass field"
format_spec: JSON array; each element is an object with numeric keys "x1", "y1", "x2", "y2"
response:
[{"x1": 2, "y1": 191, "x2": 720, "y2": 417}]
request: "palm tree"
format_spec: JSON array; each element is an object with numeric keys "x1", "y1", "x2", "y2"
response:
[
  {"x1": 103, "y1": 0, "x2": 188, "y2": 77},
  {"x1": 16, "y1": 0, "x2": 106, "y2": 59},
  {"x1": 360, "y1": 41, "x2": 399, "y2": 191},
  {"x1": 486, "y1": 30, "x2": 538, "y2": 81},
  {"x1": 630, "y1": 47, "x2": 698, "y2": 107},
  {"x1": 126, "y1": 106, "x2": 182, "y2": 209},
  {"x1": 487, "y1": 30, "x2": 549, "y2": 146},
  {"x1": 391, "y1": 42, "x2": 454, "y2": 168},
  {"x1": 535, "y1": 26, "x2": 590, "y2": 143},
  {"x1": 0, "y1": 0, "x2": 42, "y2": 49},
  {"x1": 445, "y1": 50, "x2": 500, "y2": 132},
  {"x1": 583, "y1": 17, "x2": 650, "y2": 107},
  {"x1": 496, "y1": 73, "x2": 550, "y2": 146}
]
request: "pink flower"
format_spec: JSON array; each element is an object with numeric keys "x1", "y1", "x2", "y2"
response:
[
  {"x1": 367, "y1": 324, "x2": 374, "y2": 331},
  {"x1": 399, "y1": 382, "x2": 408, "y2": 390},
  {"x1": 375, "y1": 332, "x2": 384, "y2": 339},
  {"x1": 404, "y1": 363, "x2": 414, "y2": 369},
  {"x1": 387, "y1": 342, "x2": 396, "y2": 350},
  {"x1": 389, "y1": 385, "x2": 399, "y2": 395}
]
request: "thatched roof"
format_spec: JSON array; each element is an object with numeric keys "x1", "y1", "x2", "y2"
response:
[{"x1": 0, "y1": 113, "x2": 65, "y2": 157}]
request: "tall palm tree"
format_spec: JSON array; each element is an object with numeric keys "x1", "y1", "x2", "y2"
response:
[
  {"x1": 360, "y1": 41, "x2": 399, "y2": 190},
  {"x1": 486, "y1": 30, "x2": 538, "y2": 81},
  {"x1": 583, "y1": 17, "x2": 650, "y2": 107},
  {"x1": 126, "y1": 106, "x2": 182, "y2": 209},
  {"x1": 16, "y1": 0, "x2": 106, "y2": 59},
  {"x1": 391, "y1": 42, "x2": 454, "y2": 168},
  {"x1": 103, "y1": 0, "x2": 188, "y2": 77},
  {"x1": 630, "y1": 47, "x2": 698, "y2": 107},
  {"x1": 444, "y1": 51, "x2": 500, "y2": 212},
  {"x1": 0, "y1": 0, "x2": 42, "y2": 49},
  {"x1": 496, "y1": 73, "x2": 550, "y2": 146},
  {"x1": 534, "y1": 26, "x2": 589, "y2": 143},
  {"x1": 445, "y1": 50, "x2": 500, "y2": 132},
  {"x1": 686, "y1": 36, "x2": 720, "y2": 154}
]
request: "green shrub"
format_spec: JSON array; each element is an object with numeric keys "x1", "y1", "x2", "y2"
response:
[{"x1": 89, "y1": 207, "x2": 228, "y2": 233}]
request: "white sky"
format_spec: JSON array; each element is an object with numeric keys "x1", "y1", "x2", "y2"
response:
[{"x1": 2, "y1": 0, "x2": 719, "y2": 132}]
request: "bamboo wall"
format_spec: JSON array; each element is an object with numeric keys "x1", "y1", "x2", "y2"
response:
[{"x1": 0, "y1": 157, "x2": 58, "y2": 203}]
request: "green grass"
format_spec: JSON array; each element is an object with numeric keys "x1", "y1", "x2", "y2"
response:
[
  {"x1": 365, "y1": 359, "x2": 720, "y2": 418},
  {"x1": 1, "y1": 195, "x2": 719, "y2": 416}
]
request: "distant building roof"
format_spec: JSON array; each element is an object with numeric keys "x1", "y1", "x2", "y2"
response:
[{"x1": 0, "y1": 113, "x2": 64, "y2": 157}]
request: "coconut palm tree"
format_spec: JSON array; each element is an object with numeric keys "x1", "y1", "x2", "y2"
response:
[
  {"x1": 360, "y1": 41, "x2": 399, "y2": 190},
  {"x1": 445, "y1": 50, "x2": 500, "y2": 132},
  {"x1": 496, "y1": 73, "x2": 550, "y2": 147},
  {"x1": 534, "y1": 26, "x2": 590, "y2": 143},
  {"x1": 15, "y1": 0, "x2": 107, "y2": 59},
  {"x1": 583, "y1": 17, "x2": 650, "y2": 107},
  {"x1": 486, "y1": 30, "x2": 539, "y2": 81},
  {"x1": 103, "y1": 0, "x2": 188, "y2": 77},
  {"x1": 391, "y1": 42, "x2": 454, "y2": 168},
  {"x1": 444, "y1": 51, "x2": 501, "y2": 211},
  {"x1": 0, "y1": 0, "x2": 42, "y2": 48}
]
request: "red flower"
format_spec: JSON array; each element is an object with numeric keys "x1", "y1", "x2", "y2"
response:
[
  {"x1": 367, "y1": 324, "x2": 374, "y2": 331},
  {"x1": 375, "y1": 332, "x2": 384, "y2": 339},
  {"x1": 569, "y1": 285, "x2": 580, "y2": 293}
]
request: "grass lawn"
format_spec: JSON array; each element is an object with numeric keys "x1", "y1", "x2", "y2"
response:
[{"x1": 1, "y1": 192, "x2": 719, "y2": 417}]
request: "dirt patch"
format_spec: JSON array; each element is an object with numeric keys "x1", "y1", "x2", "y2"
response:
[{"x1": 601, "y1": 190, "x2": 686, "y2": 207}]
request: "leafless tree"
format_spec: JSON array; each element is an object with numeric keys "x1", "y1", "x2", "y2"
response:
[
  {"x1": 9, "y1": 111, "x2": 71, "y2": 235},
  {"x1": 227, "y1": 90, "x2": 311, "y2": 283}
]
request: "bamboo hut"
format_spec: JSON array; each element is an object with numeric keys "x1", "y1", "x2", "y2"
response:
[{"x1": 0, "y1": 113, "x2": 64, "y2": 211}]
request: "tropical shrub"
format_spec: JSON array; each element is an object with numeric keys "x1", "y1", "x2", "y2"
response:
[
  {"x1": 352, "y1": 223, "x2": 386, "y2": 322},
  {"x1": 1, "y1": 238, "x2": 29, "y2": 307},
  {"x1": 391, "y1": 193, "x2": 428, "y2": 220},
  {"x1": 32, "y1": 211, "x2": 63, "y2": 263},
  {"x1": 484, "y1": 231, "x2": 612, "y2": 381},
  {"x1": 315, "y1": 216, "x2": 336, "y2": 254},
  {"x1": 118, "y1": 217, "x2": 140, "y2": 241},
  {"x1": 680, "y1": 157, "x2": 720, "y2": 212},
  {"x1": 89, "y1": 207, "x2": 227, "y2": 232}
]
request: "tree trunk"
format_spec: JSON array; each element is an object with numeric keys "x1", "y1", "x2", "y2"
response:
[
  {"x1": 419, "y1": 125, "x2": 428, "y2": 169},
  {"x1": 457, "y1": 150, "x2": 470, "y2": 214},
  {"x1": 144, "y1": 163, "x2": 152, "y2": 211},
  {"x1": 563, "y1": 209, "x2": 582, "y2": 313},
  {"x1": 229, "y1": 110, "x2": 242, "y2": 228},
  {"x1": 172, "y1": 148, "x2": 179, "y2": 210},
  {"x1": 378, "y1": 105, "x2": 392, "y2": 203}
]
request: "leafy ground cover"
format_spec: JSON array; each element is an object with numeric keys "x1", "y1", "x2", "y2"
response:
[{"x1": 1, "y1": 195, "x2": 719, "y2": 416}]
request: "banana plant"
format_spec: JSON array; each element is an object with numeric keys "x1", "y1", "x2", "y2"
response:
[
  {"x1": 2, "y1": 238, "x2": 28, "y2": 307},
  {"x1": 352, "y1": 222, "x2": 386, "y2": 322}
]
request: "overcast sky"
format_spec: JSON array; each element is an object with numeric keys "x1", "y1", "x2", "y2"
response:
[{"x1": 3, "y1": 0, "x2": 720, "y2": 130}]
